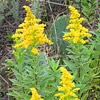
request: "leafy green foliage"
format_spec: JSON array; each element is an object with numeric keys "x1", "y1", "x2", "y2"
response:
[
  {"x1": 73, "y1": 0, "x2": 97, "y2": 26},
  {"x1": 81, "y1": 0, "x2": 97, "y2": 24},
  {"x1": 2, "y1": 1, "x2": 100, "y2": 99},
  {"x1": 5, "y1": 32, "x2": 14, "y2": 43},
  {"x1": 6, "y1": 47, "x2": 61, "y2": 100},
  {"x1": 50, "y1": 15, "x2": 69, "y2": 54},
  {"x1": 63, "y1": 39, "x2": 100, "y2": 99}
]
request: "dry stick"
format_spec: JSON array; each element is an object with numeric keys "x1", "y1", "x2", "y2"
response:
[
  {"x1": 0, "y1": 75, "x2": 9, "y2": 85},
  {"x1": 0, "y1": 75, "x2": 10, "y2": 100},
  {"x1": 47, "y1": 0, "x2": 59, "y2": 55},
  {"x1": 4, "y1": 19, "x2": 16, "y2": 29},
  {"x1": 46, "y1": 1, "x2": 80, "y2": 8},
  {"x1": 46, "y1": 1, "x2": 66, "y2": 7},
  {"x1": 64, "y1": 0, "x2": 68, "y2": 13},
  {"x1": 0, "y1": 74, "x2": 10, "y2": 100},
  {"x1": 51, "y1": 14, "x2": 60, "y2": 55}
]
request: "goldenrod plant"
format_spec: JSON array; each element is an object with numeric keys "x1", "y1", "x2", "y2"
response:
[
  {"x1": 55, "y1": 67, "x2": 80, "y2": 100},
  {"x1": 12, "y1": 6, "x2": 53, "y2": 54},
  {"x1": 63, "y1": 6, "x2": 100, "y2": 99},
  {"x1": 3, "y1": 3, "x2": 100, "y2": 100},
  {"x1": 63, "y1": 6, "x2": 92, "y2": 44},
  {"x1": 7, "y1": 5, "x2": 61, "y2": 100}
]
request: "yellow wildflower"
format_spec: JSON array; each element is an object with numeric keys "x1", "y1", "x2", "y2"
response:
[
  {"x1": 31, "y1": 47, "x2": 39, "y2": 54},
  {"x1": 30, "y1": 88, "x2": 44, "y2": 100},
  {"x1": 63, "y1": 6, "x2": 92, "y2": 44},
  {"x1": 55, "y1": 67, "x2": 80, "y2": 100},
  {"x1": 95, "y1": 95, "x2": 97, "y2": 98},
  {"x1": 94, "y1": 98, "x2": 96, "y2": 100},
  {"x1": 12, "y1": 6, "x2": 53, "y2": 54},
  {"x1": 26, "y1": 0, "x2": 34, "y2": 1},
  {"x1": 92, "y1": 90, "x2": 94, "y2": 92}
]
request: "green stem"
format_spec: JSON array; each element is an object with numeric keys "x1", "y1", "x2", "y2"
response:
[
  {"x1": 64, "y1": 0, "x2": 68, "y2": 13},
  {"x1": 32, "y1": 0, "x2": 39, "y2": 18},
  {"x1": 77, "y1": 43, "x2": 80, "y2": 95},
  {"x1": 33, "y1": 54, "x2": 37, "y2": 85},
  {"x1": 54, "y1": 72, "x2": 56, "y2": 82},
  {"x1": 20, "y1": 64, "x2": 22, "y2": 75},
  {"x1": 77, "y1": 43, "x2": 80, "y2": 78},
  {"x1": 17, "y1": 49, "x2": 25, "y2": 94},
  {"x1": 43, "y1": 0, "x2": 49, "y2": 25}
]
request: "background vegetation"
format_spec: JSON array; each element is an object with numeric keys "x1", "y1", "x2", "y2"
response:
[{"x1": 0, "y1": 0, "x2": 100, "y2": 100}]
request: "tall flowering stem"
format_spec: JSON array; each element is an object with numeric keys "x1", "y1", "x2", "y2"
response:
[
  {"x1": 12, "y1": 5, "x2": 53, "y2": 87},
  {"x1": 55, "y1": 67, "x2": 80, "y2": 100},
  {"x1": 76, "y1": 43, "x2": 81, "y2": 78},
  {"x1": 63, "y1": 6, "x2": 92, "y2": 79},
  {"x1": 33, "y1": 55, "x2": 37, "y2": 85}
]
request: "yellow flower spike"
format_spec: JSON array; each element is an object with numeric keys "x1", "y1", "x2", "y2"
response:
[
  {"x1": 26, "y1": 0, "x2": 34, "y2": 1},
  {"x1": 30, "y1": 88, "x2": 44, "y2": 100},
  {"x1": 63, "y1": 6, "x2": 92, "y2": 44},
  {"x1": 55, "y1": 67, "x2": 80, "y2": 100},
  {"x1": 12, "y1": 6, "x2": 53, "y2": 55}
]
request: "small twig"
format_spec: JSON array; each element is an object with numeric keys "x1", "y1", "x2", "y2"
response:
[
  {"x1": 87, "y1": 23, "x2": 93, "y2": 29},
  {"x1": 47, "y1": 0, "x2": 60, "y2": 55},
  {"x1": 46, "y1": 1, "x2": 80, "y2": 8},
  {"x1": 46, "y1": 1, "x2": 66, "y2": 7},
  {"x1": 0, "y1": 75, "x2": 9, "y2": 85},
  {"x1": 4, "y1": 19, "x2": 16, "y2": 29},
  {"x1": 51, "y1": 14, "x2": 60, "y2": 55}
]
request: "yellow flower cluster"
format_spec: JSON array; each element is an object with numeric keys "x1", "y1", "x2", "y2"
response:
[
  {"x1": 26, "y1": 0, "x2": 34, "y2": 1},
  {"x1": 55, "y1": 67, "x2": 80, "y2": 100},
  {"x1": 63, "y1": 6, "x2": 92, "y2": 44},
  {"x1": 12, "y1": 6, "x2": 53, "y2": 54},
  {"x1": 30, "y1": 88, "x2": 44, "y2": 100}
]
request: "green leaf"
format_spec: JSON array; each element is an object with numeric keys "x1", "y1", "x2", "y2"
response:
[
  {"x1": 44, "y1": 93, "x2": 56, "y2": 100},
  {"x1": 50, "y1": 15, "x2": 69, "y2": 54},
  {"x1": 81, "y1": 92, "x2": 88, "y2": 100},
  {"x1": 75, "y1": 0, "x2": 80, "y2": 2},
  {"x1": 63, "y1": 59, "x2": 77, "y2": 72}
]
